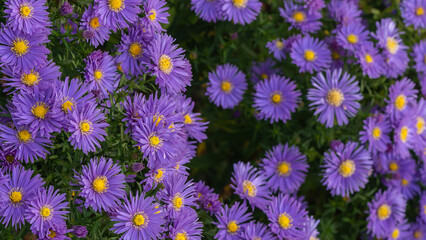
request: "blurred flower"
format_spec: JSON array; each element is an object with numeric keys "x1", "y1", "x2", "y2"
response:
[
  {"x1": 360, "y1": 114, "x2": 392, "y2": 154},
  {"x1": 279, "y1": 1, "x2": 322, "y2": 33},
  {"x1": 401, "y1": 0, "x2": 426, "y2": 29},
  {"x1": 336, "y1": 21, "x2": 370, "y2": 52},
  {"x1": 71, "y1": 225, "x2": 88, "y2": 238},
  {"x1": 191, "y1": 0, "x2": 221, "y2": 22},
  {"x1": 60, "y1": 1, "x2": 73, "y2": 15},
  {"x1": 355, "y1": 42, "x2": 385, "y2": 79},
  {"x1": 266, "y1": 38, "x2": 287, "y2": 61}
]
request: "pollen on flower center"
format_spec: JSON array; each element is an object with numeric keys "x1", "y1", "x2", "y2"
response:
[
  {"x1": 278, "y1": 213, "x2": 292, "y2": 229},
  {"x1": 48, "y1": 230, "x2": 56, "y2": 238},
  {"x1": 386, "y1": 37, "x2": 399, "y2": 54},
  {"x1": 232, "y1": 0, "x2": 247, "y2": 8},
  {"x1": 261, "y1": 73, "x2": 268, "y2": 79},
  {"x1": 415, "y1": 230, "x2": 423, "y2": 239},
  {"x1": 417, "y1": 7, "x2": 424, "y2": 16},
  {"x1": 31, "y1": 102, "x2": 49, "y2": 119},
  {"x1": 401, "y1": 178, "x2": 409, "y2": 186},
  {"x1": 326, "y1": 89, "x2": 344, "y2": 107},
  {"x1": 155, "y1": 169, "x2": 164, "y2": 180},
  {"x1": 332, "y1": 51, "x2": 340, "y2": 60},
  {"x1": 90, "y1": 17, "x2": 100, "y2": 29},
  {"x1": 389, "y1": 162, "x2": 398, "y2": 171},
  {"x1": 94, "y1": 70, "x2": 103, "y2": 80},
  {"x1": 129, "y1": 43, "x2": 142, "y2": 58},
  {"x1": 271, "y1": 93, "x2": 282, "y2": 104},
  {"x1": 293, "y1": 11, "x2": 305, "y2": 22},
  {"x1": 277, "y1": 162, "x2": 291, "y2": 176},
  {"x1": 18, "y1": 130, "x2": 31, "y2": 142},
  {"x1": 79, "y1": 121, "x2": 91, "y2": 133},
  {"x1": 347, "y1": 34, "x2": 358, "y2": 44},
  {"x1": 221, "y1": 81, "x2": 232, "y2": 93},
  {"x1": 10, "y1": 191, "x2": 22, "y2": 203},
  {"x1": 172, "y1": 194, "x2": 183, "y2": 210},
  {"x1": 62, "y1": 100, "x2": 74, "y2": 113},
  {"x1": 275, "y1": 40, "x2": 284, "y2": 50},
  {"x1": 158, "y1": 54, "x2": 173, "y2": 74},
  {"x1": 149, "y1": 135, "x2": 161, "y2": 147},
  {"x1": 338, "y1": 160, "x2": 356, "y2": 178},
  {"x1": 304, "y1": 50, "x2": 316, "y2": 61},
  {"x1": 394, "y1": 94, "x2": 406, "y2": 110},
  {"x1": 364, "y1": 54, "x2": 373, "y2": 63},
  {"x1": 242, "y1": 180, "x2": 257, "y2": 197},
  {"x1": 6, "y1": 155, "x2": 15, "y2": 163},
  {"x1": 21, "y1": 72, "x2": 39, "y2": 86},
  {"x1": 108, "y1": 0, "x2": 124, "y2": 12},
  {"x1": 40, "y1": 206, "x2": 52, "y2": 218},
  {"x1": 132, "y1": 214, "x2": 146, "y2": 227},
  {"x1": 148, "y1": 9, "x2": 157, "y2": 21},
  {"x1": 377, "y1": 204, "x2": 391, "y2": 220},
  {"x1": 372, "y1": 127, "x2": 381, "y2": 140},
  {"x1": 392, "y1": 228, "x2": 400, "y2": 239},
  {"x1": 417, "y1": 117, "x2": 425, "y2": 134},
  {"x1": 92, "y1": 176, "x2": 108, "y2": 193},
  {"x1": 175, "y1": 232, "x2": 188, "y2": 240},
  {"x1": 184, "y1": 114, "x2": 192, "y2": 124},
  {"x1": 227, "y1": 220, "x2": 239, "y2": 233},
  {"x1": 12, "y1": 38, "x2": 29, "y2": 56},
  {"x1": 400, "y1": 126, "x2": 408, "y2": 143},
  {"x1": 20, "y1": 5, "x2": 33, "y2": 18}
]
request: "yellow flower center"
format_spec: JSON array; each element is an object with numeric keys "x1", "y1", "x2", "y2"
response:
[
  {"x1": 20, "y1": 5, "x2": 32, "y2": 18},
  {"x1": 94, "y1": 70, "x2": 103, "y2": 80},
  {"x1": 40, "y1": 206, "x2": 52, "y2": 218},
  {"x1": 133, "y1": 214, "x2": 145, "y2": 227},
  {"x1": 117, "y1": 63, "x2": 123, "y2": 72},
  {"x1": 424, "y1": 204, "x2": 426, "y2": 215},
  {"x1": 184, "y1": 114, "x2": 192, "y2": 124},
  {"x1": 394, "y1": 95, "x2": 406, "y2": 110},
  {"x1": 31, "y1": 102, "x2": 49, "y2": 119},
  {"x1": 92, "y1": 176, "x2": 108, "y2": 193},
  {"x1": 392, "y1": 228, "x2": 400, "y2": 239},
  {"x1": 347, "y1": 34, "x2": 358, "y2": 44},
  {"x1": 242, "y1": 180, "x2": 256, "y2": 197},
  {"x1": 293, "y1": 11, "x2": 305, "y2": 22},
  {"x1": 90, "y1": 17, "x2": 100, "y2": 29},
  {"x1": 47, "y1": 230, "x2": 56, "y2": 238},
  {"x1": 261, "y1": 73, "x2": 268, "y2": 79},
  {"x1": 79, "y1": 121, "x2": 91, "y2": 133},
  {"x1": 400, "y1": 126, "x2": 408, "y2": 143},
  {"x1": 332, "y1": 51, "x2": 340, "y2": 60},
  {"x1": 149, "y1": 135, "x2": 160, "y2": 146},
  {"x1": 221, "y1": 81, "x2": 232, "y2": 93},
  {"x1": 377, "y1": 204, "x2": 391, "y2": 220},
  {"x1": 21, "y1": 72, "x2": 39, "y2": 86},
  {"x1": 365, "y1": 54, "x2": 373, "y2": 64},
  {"x1": 304, "y1": 50, "x2": 316, "y2": 61},
  {"x1": 417, "y1": 117, "x2": 425, "y2": 134},
  {"x1": 415, "y1": 230, "x2": 423, "y2": 239},
  {"x1": 129, "y1": 43, "x2": 142, "y2": 58},
  {"x1": 62, "y1": 100, "x2": 74, "y2": 113},
  {"x1": 10, "y1": 191, "x2": 22, "y2": 203},
  {"x1": 326, "y1": 89, "x2": 344, "y2": 107},
  {"x1": 175, "y1": 232, "x2": 189, "y2": 240},
  {"x1": 401, "y1": 178, "x2": 409, "y2": 186},
  {"x1": 12, "y1": 38, "x2": 29, "y2": 56},
  {"x1": 271, "y1": 93, "x2": 282, "y2": 104},
  {"x1": 172, "y1": 194, "x2": 183, "y2": 210},
  {"x1": 278, "y1": 162, "x2": 291, "y2": 176},
  {"x1": 148, "y1": 9, "x2": 157, "y2": 21},
  {"x1": 278, "y1": 213, "x2": 292, "y2": 229},
  {"x1": 232, "y1": 0, "x2": 247, "y2": 8},
  {"x1": 108, "y1": 0, "x2": 124, "y2": 12},
  {"x1": 386, "y1": 37, "x2": 399, "y2": 54},
  {"x1": 417, "y1": 7, "x2": 424, "y2": 16},
  {"x1": 155, "y1": 169, "x2": 164, "y2": 179},
  {"x1": 18, "y1": 130, "x2": 31, "y2": 142},
  {"x1": 372, "y1": 127, "x2": 381, "y2": 140},
  {"x1": 275, "y1": 40, "x2": 284, "y2": 50},
  {"x1": 338, "y1": 160, "x2": 356, "y2": 177},
  {"x1": 389, "y1": 162, "x2": 398, "y2": 171},
  {"x1": 227, "y1": 221, "x2": 239, "y2": 233},
  {"x1": 6, "y1": 155, "x2": 15, "y2": 163},
  {"x1": 158, "y1": 54, "x2": 173, "y2": 74}
]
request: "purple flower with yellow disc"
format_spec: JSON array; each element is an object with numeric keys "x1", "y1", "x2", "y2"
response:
[
  {"x1": 191, "y1": 0, "x2": 221, "y2": 23},
  {"x1": 401, "y1": 0, "x2": 426, "y2": 30},
  {"x1": 5, "y1": 0, "x2": 50, "y2": 34},
  {"x1": 290, "y1": 36, "x2": 331, "y2": 74},
  {"x1": 57, "y1": 78, "x2": 94, "y2": 118},
  {"x1": 214, "y1": 201, "x2": 252, "y2": 240},
  {"x1": 355, "y1": 42, "x2": 385, "y2": 79},
  {"x1": 142, "y1": 0, "x2": 170, "y2": 32},
  {"x1": 385, "y1": 78, "x2": 418, "y2": 124},
  {"x1": 266, "y1": 38, "x2": 287, "y2": 61},
  {"x1": 336, "y1": 21, "x2": 369, "y2": 52},
  {"x1": 218, "y1": 0, "x2": 262, "y2": 25},
  {"x1": 279, "y1": 1, "x2": 322, "y2": 33},
  {"x1": 80, "y1": 4, "x2": 110, "y2": 47},
  {"x1": 360, "y1": 114, "x2": 392, "y2": 153},
  {"x1": 94, "y1": 0, "x2": 141, "y2": 30}
]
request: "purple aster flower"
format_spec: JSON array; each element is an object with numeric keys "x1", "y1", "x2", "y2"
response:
[
  {"x1": 213, "y1": 201, "x2": 252, "y2": 240},
  {"x1": 142, "y1": 0, "x2": 170, "y2": 32},
  {"x1": 169, "y1": 208, "x2": 203, "y2": 240},
  {"x1": 250, "y1": 58, "x2": 280, "y2": 84},
  {"x1": 385, "y1": 78, "x2": 418, "y2": 124},
  {"x1": 327, "y1": 0, "x2": 362, "y2": 26},
  {"x1": 122, "y1": 93, "x2": 145, "y2": 134},
  {"x1": 25, "y1": 186, "x2": 69, "y2": 239},
  {"x1": 116, "y1": 27, "x2": 150, "y2": 77},
  {"x1": 322, "y1": 141, "x2": 372, "y2": 197},
  {"x1": 279, "y1": 1, "x2": 322, "y2": 33},
  {"x1": 138, "y1": 93, "x2": 182, "y2": 127},
  {"x1": 0, "y1": 166, "x2": 44, "y2": 228},
  {"x1": 241, "y1": 221, "x2": 276, "y2": 240},
  {"x1": 266, "y1": 38, "x2": 287, "y2": 61},
  {"x1": 394, "y1": 117, "x2": 416, "y2": 158},
  {"x1": 387, "y1": 219, "x2": 411, "y2": 240},
  {"x1": 307, "y1": 69, "x2": 362, "y2": 128},
  {"x1": 206, "y1": 63, "x2": 247, "y2": 109},
  {"x1": 191, "y1": 0, "x2": 221, "y2": 23},
  {"x1": 0, "y1": 124, "x2": 51, "y2": 163},
  {"x1": 141, "y1": 161, "x2": 173, "y2": 191},
  {"x1": 146, "y1": 33, "x2": 192, "y2": 94},
  {"x1": 12, "y1": 87, "x2": 63, "y2": 136},
  {"x1": 260, "y1": 144, "x2": 308, "y2": 194},
  {"x1": 71, "y1": 225, "x2": 88, "y2": 238},
  {"x1": 411, "y1": 218, "x2": 426, "y2": 239},
  {"x1": 355, "y1": 42, "x2": 385, "y2": 79},
  {"x1": 366, "y1": 189, "x2": 406, "y2": 239},
  {"x1": 67, "y1": 102, "x2": 108, "y2": 154},
  {"x1": 335, "y1": 21, "x2": 370, "y2": 52},
  {"x1": 5, "y1": 0, "x2": 50, "y2": 34},
  {"x1": 303, "y1": 215, "x2": 320, "y2": 239},
  {"x1": 413, "y1": 40, "x2": 426, "y2": 74},
  {"x1": 39, "y1": 222, "x2": 71, "y2": 240},
  {"x1": 74, "y1": 157, "x2": 126, "y2": 212},
  {"x1": 401, "y1": 0, "x2": 426, "y2": 29},
  {"x1": 176, "y1": 95, "x2": 209, "y2": 142},
  {"x1": 80, "y1": 5, "x2": 110, "y2": 47},
  {"x1": 218, "y1": 0, "x2": 262, "y2": 25},
  {"x1": 253, "y1": 74, "x2": 301, "y2": 123},
  {"x1": 409, "y1": 99, "x2": 426, "y2": 153},
  {"x1": 360, "y1": 114, "x2": 392, "y2": 153},
  {"x1": 304, "y1": 0, "x2": 325, "y2": 12},
  {"x1": 84, "y1": 50, "x2": 119, "y2": 99},
  {"x1": 267, "y1": 194, "x2": 308, "y2": 239},
  {"x1": 326, "y1": 37, "x2": 346, "y2": 70},
  {"x1": 60, "y1": 1, "x2": 73, "y2": 15},
  {"x1": 230, "y1": 162, "x2": 271, "y2": 211},
  {"x1": 195, "y1": 181, "x2": 222, "y2": 215},
  {"x1": 1, "y1": 60, "x2": 60, "y2": 93},
  {"x1": 0, "y1": 27, "x2": 49, "y2": 73},
  {"x1": 420, "y1": 192, "x2": 426, "y2": 223},
  {"x1": 111, "y1": 192, "x2": 165, "y2": 240},
  {"x1": 0, "y1": 146, "x2": 21, "y2": 173},
  {"x1": 157, "y1": 174, "x2": 196, "y2": 218},
  {"x1": 384, "y1": 167, "x2": 421, "y2": 200},
  {"x1": 290, "y1": 36, "x2": 331, "y2": 74},
  {"x1": 57, "y1": 78, "x2": 94, "y2": 118},
  {"x1": 94, "y1": 0, "x2": 141, "y2": 30}
]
